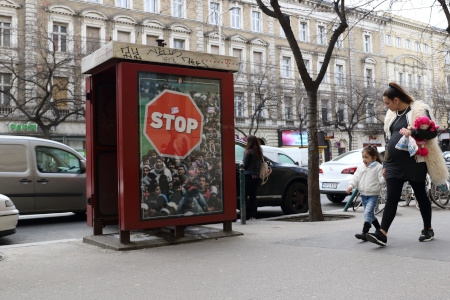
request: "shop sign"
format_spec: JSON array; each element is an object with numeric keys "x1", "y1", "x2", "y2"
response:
[{"x1": 9, "y1": 123, "x2": 38, "y2": 132}]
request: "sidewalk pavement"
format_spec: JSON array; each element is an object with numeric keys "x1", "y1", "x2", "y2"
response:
[{"x1": 1, "y1": 206, "x2": 450, "y2": 300}]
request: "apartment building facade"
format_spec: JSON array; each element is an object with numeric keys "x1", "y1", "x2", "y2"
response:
[{"x1": 1, "y1": 0, "x2": 449, "y2": 158}]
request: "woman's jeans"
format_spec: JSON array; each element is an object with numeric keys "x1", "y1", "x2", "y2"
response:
[
  {"x1": 361, "y1": 195, "x2": 378, "y2": 224},
  {"x1": 381, "y1": 177, "x2": 432, "y2": 232},
  {"x1": 245, "y1": 174, "x2": 260, "y2": 219}
]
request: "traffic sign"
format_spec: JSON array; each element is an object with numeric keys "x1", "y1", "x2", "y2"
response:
[{"x1": 144, "y1": 90, "x2": 203, "y2": 158}]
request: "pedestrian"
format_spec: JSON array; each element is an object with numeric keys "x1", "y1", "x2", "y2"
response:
[
  {"x1": 345, "y1": 146, "x2": 384, "y2": 241},
  {"x1": 366, "y1": 82, "x2": 448, "y2": 247},
  {"x1": 243, "y1": 135, "x2": 263, "y2": 220}
]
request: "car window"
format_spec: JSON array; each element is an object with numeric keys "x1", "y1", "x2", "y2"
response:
[
  {"x1": 235, "y1": 144, "x2": 245, "y2": 162},
  {"x1": 0, "y1": 144, "x2": 27, "y2": 172},
  {"x1": 278, "y1": 153, "x2": 295, "y2": 164},
  {"x1": 36, "y1": 146, "x2": 81, "y2": 173},
  {"x1": 331, "y1": 150, "x2": 361, "y2": 163}
]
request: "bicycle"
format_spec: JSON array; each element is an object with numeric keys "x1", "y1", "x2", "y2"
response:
[{"x1": 351, "y1": 184, "x2": 387, "y2": 215}]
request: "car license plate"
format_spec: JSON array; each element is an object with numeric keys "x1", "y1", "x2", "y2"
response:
[{"x1": 322, "y1": 182, "x2": 338, "y2": 189}]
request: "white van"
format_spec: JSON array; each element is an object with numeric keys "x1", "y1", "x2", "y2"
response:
[
  {"x1": 0, "y1": 135, "x2": 86, "y2": 215},
  {"x1": 280, "y1": 147, "x2": 308, "y2": 167},
  {"x1": 261, "y1": 145, "x2": 298, "y2": 165}
]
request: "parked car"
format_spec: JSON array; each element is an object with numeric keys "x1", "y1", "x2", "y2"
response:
[
  {"x1": 0, "y1": 135, "x2": 86, "y2": 215},
  {"x1": 319, "y1": 147, "x2": 385, "y2": 203},
  {"x1": 0, "y1": 194, "x2": 19, "y2": 237},
  {"x1": 235, "y1": 140, "x2": 309, "y2": 214},
  {"x1": 278, "y1": 147, "x2": 309, "y2": 167},
  {"x1": 260, "y1": 145, "x2": 298, "y2": 165}
]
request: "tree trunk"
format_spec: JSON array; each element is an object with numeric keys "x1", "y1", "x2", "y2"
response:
[{"x1": 307, "y1": 89, "x2": 324, "y2": 221}]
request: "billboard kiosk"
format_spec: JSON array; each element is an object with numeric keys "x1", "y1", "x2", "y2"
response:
[{"x1": 82, "y1": 42, "x2": 239, "y2": 243}]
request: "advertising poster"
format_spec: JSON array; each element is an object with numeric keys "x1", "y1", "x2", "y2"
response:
[
  {"x1": 138, "y1": 72, "x2": 223, "y2": 220},
  {"x1": 281, "y1": 130, "x2": 308, "y2": 146}
]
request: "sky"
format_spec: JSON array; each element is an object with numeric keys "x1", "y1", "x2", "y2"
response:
[{"x1": 348, "y1": 0, "x2": 448, "y2": 30}]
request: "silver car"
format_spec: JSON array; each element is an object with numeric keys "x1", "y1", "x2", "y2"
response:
[
  {"x1": 319, "y1": 147, "x2": 385, "y2": 203},
  {"x1": 0, "y1": 136, "x2": 86, "y2": 215}
]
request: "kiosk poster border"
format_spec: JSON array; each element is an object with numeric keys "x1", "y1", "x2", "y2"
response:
[{"x1": 117, "y1": 63, "x2": 236, "y2": 230}]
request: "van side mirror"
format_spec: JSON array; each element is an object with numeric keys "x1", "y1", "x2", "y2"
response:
[
  {"x1": 295, "y1": 161, "x2": 299, "y2": 166},
  {"x1": 80, "y1": 160, "x2": 86, "y2": 174}
]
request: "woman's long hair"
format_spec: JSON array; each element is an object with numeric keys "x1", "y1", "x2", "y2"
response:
[
  {"x1": 245, "y1": 135, "x2": 263, "y2": 159},
  {"x1": 383, "y1": 81, "x2": 414, "y2": 104}
]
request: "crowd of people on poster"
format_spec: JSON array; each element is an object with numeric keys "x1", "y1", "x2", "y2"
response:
[{"x1": 138, "y1": 73, "x2": 224, "y2": 220}]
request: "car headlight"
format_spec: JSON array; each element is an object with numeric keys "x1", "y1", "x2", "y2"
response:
[{"x1": 5, "y1": 199, "x2": 15, "y2": 207}]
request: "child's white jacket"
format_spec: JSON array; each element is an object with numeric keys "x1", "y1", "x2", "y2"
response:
[{"x1": 347, "y1": 162, "x2": 385, "y2": 196}]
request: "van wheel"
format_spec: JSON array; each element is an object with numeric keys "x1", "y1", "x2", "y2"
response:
[
  {"x1": 326, "y1": 194, "x2": 346, "y2": 203},
  {"x1": 281, "y1": 182, "x2": 308, "y2": 214}
]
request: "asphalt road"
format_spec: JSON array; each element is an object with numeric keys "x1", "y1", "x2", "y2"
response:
[{"x1": 0, "y1": 194, "x2": 348, "y2": 246}]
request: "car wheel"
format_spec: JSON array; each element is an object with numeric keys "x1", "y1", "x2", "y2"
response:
[
  {"x1": 326, "y1": 194, "x2": 346, "y2": 203},
  {"x1": 281, "y1": 182, "x2": 308, "y2": 214}
]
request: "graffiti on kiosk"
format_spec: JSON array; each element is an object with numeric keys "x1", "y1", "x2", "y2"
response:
[{"x1": 120, "y1": 46, "x2": 142, "y2": 60}]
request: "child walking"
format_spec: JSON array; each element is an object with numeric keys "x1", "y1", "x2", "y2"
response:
[{"x1": 346, "y1": 146, "x2": 385, "y2": 241}]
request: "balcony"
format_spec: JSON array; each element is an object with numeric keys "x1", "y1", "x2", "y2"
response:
[{"x1": 0, "y1": 106, "x2": 13, "y2": 115}]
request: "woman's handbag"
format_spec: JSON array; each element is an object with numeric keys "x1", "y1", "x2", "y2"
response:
[{"x1": 259, "y1": 158, "x2": 272, "y2": 185}]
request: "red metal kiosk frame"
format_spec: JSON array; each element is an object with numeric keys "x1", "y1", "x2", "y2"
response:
[{"x1": 82, "y1": 42, "x2": 238, "y2": 243}]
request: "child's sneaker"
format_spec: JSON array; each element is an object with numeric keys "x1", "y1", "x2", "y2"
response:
[
  {"x1": 366, "y1": 230, "x2": 387, "y2": 246},
  {"x1": 419, "y1": 229, "x2": 434, "y2": 242},
  {"x1": 355, "y1": 232, "x2": 367, "y2": 241}
]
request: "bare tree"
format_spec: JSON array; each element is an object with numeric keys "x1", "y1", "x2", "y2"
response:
[
  {"x1": 256, "y1": 0, "x2": 348, "y2": 221},
  {"x1": 437, "y1": 0, "x2": 450, "y2": 35},
  {"x1": 431, "y1": 81, "x2": 450, "y2": 129},
  {"x1": 0, "y1": 24, "x2": 85, "y2": 139},
  {"x1": 235, "y1": 65, "x2": 283, "y2": 137}
]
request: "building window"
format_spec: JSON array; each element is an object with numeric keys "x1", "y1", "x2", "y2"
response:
[
  {"x1": 336, "y1": 33, "x2": 343, "y2": 48},
  {"x1": 231, "y1": 7, "x2": 241, "y2": 29},
  {"x1": 210, "y1": 45, "x2": 219, "y2": 54},
  {"x1": 337, "y1": 109, "x2": 344, "y2": 123},
  {"x1": 385, "y1": 34, "x2": 391, "y2": 46},
  {"x1": 367, "y1": 103, "x2": 376, "y2": 123},
  {"x1": 364, "y1": 33, "x2": 372, "y2": 53},
  {"x1": 304, "y1": 60, "x2": 310, "y2": 73},
  {"x1": 117, "y1": 31, "x2": 130, "y2": 42},
  {"x1": 235, "y1": 93, "x2": 243, "y2": 117},
  {"x1": 251, "y1": 11, "x2": 261, "y2": 32},
  {"x1": 232, "y1": 48, "x2": 243, "y2": 70},
  {"x1": 173, "y1": 0, "x2": 184, "y2": 18},
  {"x1": 317, "y1": 25, "x2": 326, "y2": 45},
  {"x1": 209, "y1": 2, "x2": 219, "y2": 25},
  {"x1": 116, "y1": 0, "x2": 129, "y2": 8},
  {"x1": 423, "y1": 43, "x2": 429, "y2": 53},
  {"x1": 417, "y1": 75, "x2": 422, "y2": 89},
  {"x1": 145, "y1": 0, "x2": 157, "y2": 13},
  {"x1": 405, "y1": 39, "x2": 411, "y2": 49},
  {"x1": 0, "y1": 73, "x2": 11, "y2": 106},
  {"x1": 415, "y1": 41, "x2": 420, "y2": 52},
  {"x1": 146, "y1": 34, "x2": 159, "y2": 46},
  {"x1": 321, "y1": 107, "x2": 328, "y2": 122},
  {"x1": 173, "y1": 38, "x2": 185, "y2": 49},
  {"x1": 86, "y1": 26, "x2": 101, "y2": 54},
  {"x1": 395, "y1": 37, "x2": 401, "y2": 47},
  {"x1": 446, "y1": 51, "x2": 450, "y2": 65},
  {"x1": 299, "y1": 21, "x2": 308, "y2": 42},
  {"x1": 335, "y1": 64, "x2": 344, "y2": 85},
  {"x1": 365, "y1": 68, "x2": 373, "y2": 87},
  {"x1": 398, "y1": 72, "x2": 403, "y2": 85},
  {"x1": 447, "y1": 75, "x2": 450, "y2": 93},
  {"x1": 280, "y1": 27, "x2": 286, "y2": 38},
  {"x1": 319, "y1": 62, "x2": 328, "y2": 83},
  {"x1": 52, "y1": 77, "x2": 69, "y2": 109},
  {"x1": 281, "y1": 56, "x2": 291, "y2": 78},
  {"x1": 0, "y1": 16, "x2": 11, "y2": 47},
  {"x1": 408, "y1": 74, "x2": 413, "y2": 88},
  {"x1": 284, "y1": 97, "x2": 292, "y2": 120},
  {"x1": 253, "y1": 51, "x2": 262, "y2": 73},
  {"x1": 53, "y1": 23, "x2": 67, "y2": 52}
]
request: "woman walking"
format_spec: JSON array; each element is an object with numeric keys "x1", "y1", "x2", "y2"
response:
[
  {"x1": 243, "y1": 136, "x2": 263, "y2": 220},
  {"x1": 366, "y1": 82, "x2": 448, "y2": 246}
]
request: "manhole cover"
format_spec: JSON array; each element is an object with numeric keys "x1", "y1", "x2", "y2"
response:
[
  {"x1": 0, "y1": 253, "x2": 5, "y2": 261},
  {"x1": 271, "y1": 215, "x2": 354, "y2": 222}
]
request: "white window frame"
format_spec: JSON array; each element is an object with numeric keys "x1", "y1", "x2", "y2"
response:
[
  {"x1": 284, "y1": 96, "x2": 293, "y2": 120},
  {"x1": 318, "y1": 61, "x2": 329, "y2": 83},
  {"x1": 395, "y1": 36, "x2": 401, "y2": 48},
  {"x1": 230, "y1": 7, "x2": 241, "y2": 29},
  {"x1": 398, "y1": 72, "x2": 403, "y2": 85},
  {"x1": 367, "y1": 103, "x2": 376, "y2": 123},
  {"x1": 281, "y1": 56, "x2": 292, "y2": 78},
  {"x1": 81, "y1": 17, "x2": 106, "y2": 55},
  {"x1": 447, "y1": 75, "x2": 450, "y2": 93},
  {"x1": 423, "y1": 43, "x2": 429, "y2": 54},
  {"x1": 385, "y1": 34, "x2": 391, "y2": 46},
  {"x1": 0, "y1": 16, "x2": 12, "y2": 48},
  {"x1": 251, "y1": 10, "x2": 261, "y2": 32},
  {"x1": 48, "y1": 15, "x2": 74, "y2": 53},
  {"x1": 0, "y1": 72, "x2": 11, "y2": 106},
  {"x1": 405, "y1": 39, "x2": 411, "y2": 49},
  {"x1": 235, "y1": 93, "x2": 244, "y2": 117},
  {"x1": 113, "y1": 22, "x2": 135, "y2": 43},
  {"x1": 145, "y1": 0, "x2": 158, "y2": 13},
  {"x1": 299, "y1": 20, "x2": 309, "y2": 42},
  {"x1": 87, "y1": 0, "x2": 102, "y2": 3},
  {"x1": 317, "y1": 23, "x2": 326, "y2": 45},
  {"x1": 116, "y1": 0, "x2": 132, "y2": 9},
  {"x1": 250, "y1": 47, "x2": 265, "y2": 74},
  {"x1": 172, "y1": 0, "x2": 185, "y2": 18},
  {"x1": 417, "y1": 74, "x2": 422, "y2": 89},
  {"x1": 335, "y1": 64, "x2": 344, "y2": 85},
  {"x1": 446, "y1": 51, "x2": 450, "y2": 65},
  {"x1": 231, "y1": 44, "x2": 246, "y2": 72},
  {"x1": 173, "y1": 38, "x2": 185, "y2": 50},
  {"x1": 363, "y1": 31, "x2": 372, "y2": 53},
  {"x1": 209, "y1": 1, "x2": 220, "y2": 25},
  {"x1": 364, "y1": 67, "x2": 374, "y2": 87},
  {"x1": 415, "y1": 41, "x2": 420, "y2": 52}
]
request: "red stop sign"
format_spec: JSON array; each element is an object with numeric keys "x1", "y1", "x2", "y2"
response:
[{"x1": 144, "y1": 90, "x2": 203, "y2": 158}]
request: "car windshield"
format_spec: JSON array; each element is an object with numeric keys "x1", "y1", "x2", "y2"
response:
[{"x1": 331, "y1": 150, "x2": 361, "y2": 163}]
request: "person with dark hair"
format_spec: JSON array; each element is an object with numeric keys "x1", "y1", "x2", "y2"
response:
[
  {"x1": 346, "y1": 146, "x2": 385, "y2": 241},
  {"x1": 243, "y1": 135, "x2": 263, "y2": 220},
  {"x1": 366, "y1": 82, "x2": 448, "y2": 247}
]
